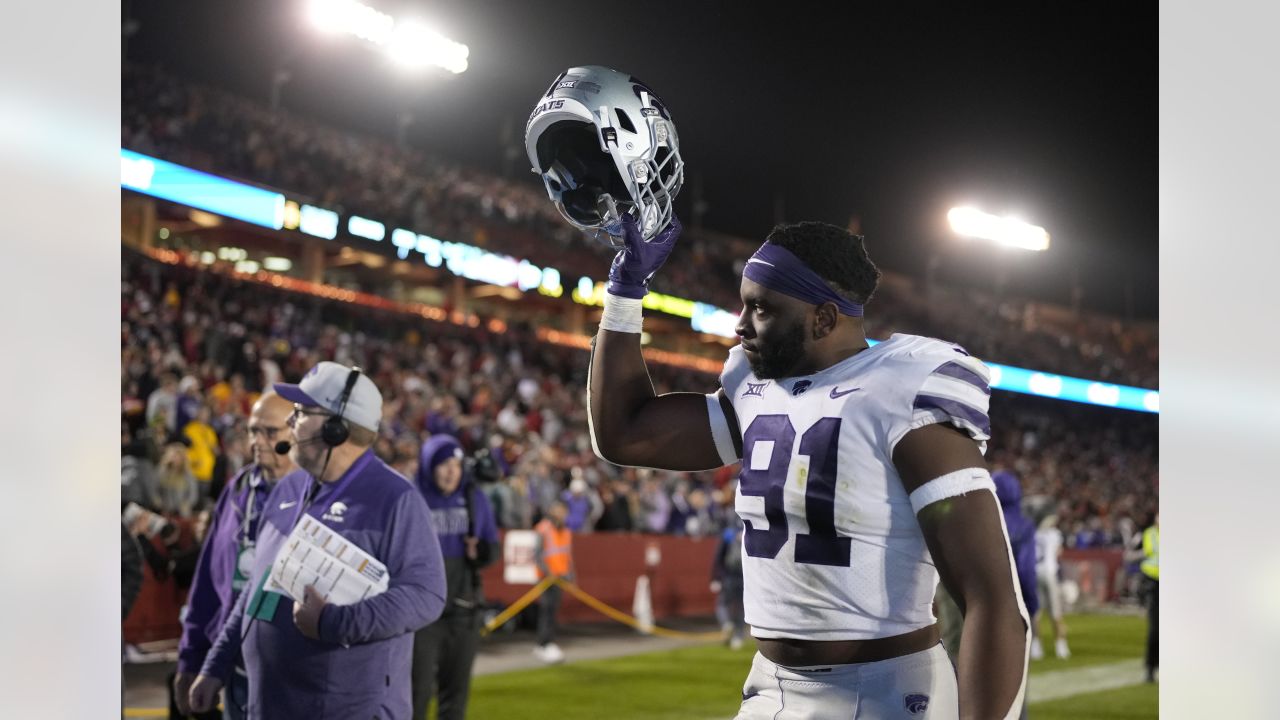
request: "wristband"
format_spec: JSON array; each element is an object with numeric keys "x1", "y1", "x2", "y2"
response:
[{"x1": 599, "y1": 292, "x2": 644, "y2": 333}]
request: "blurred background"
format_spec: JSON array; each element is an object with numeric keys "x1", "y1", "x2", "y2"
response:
[{"x1": 118, "y1": 1, "x2": 1157, "y2": 717}]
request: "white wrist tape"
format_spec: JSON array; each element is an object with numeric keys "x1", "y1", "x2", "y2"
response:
[
  {"x1": 599, "y1": 291, "x2": 644, "y2": 333},
  {"x1": 908, "y1": 467, "x2": 996, "y2": 515}
]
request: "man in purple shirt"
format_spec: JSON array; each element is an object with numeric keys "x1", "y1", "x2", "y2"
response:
[
  {"x1": 411, "y1": 434, "x2": 500, "y2": 720},
  {"x1": 174, "y1": 392, "x2": 298, "y2": 720},
  {"x1": 189, "y1": 363, "x2": 447, "y2": 719}
]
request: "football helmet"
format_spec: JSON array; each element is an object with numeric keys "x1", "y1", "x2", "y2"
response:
[{"x1": 525, "y1": 65, "x2": 684, "y2": 247}]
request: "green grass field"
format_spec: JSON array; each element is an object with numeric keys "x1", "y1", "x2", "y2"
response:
[
  {"x1": 1028, "y1": 612, "x2": 1148, "y2": 674},
  {"x1": 461, "y1": 613, "x2": 1156, "y2": 720},
  {"x1": 1031, "y1": 683, "x2": 1158, "y2": 720}
]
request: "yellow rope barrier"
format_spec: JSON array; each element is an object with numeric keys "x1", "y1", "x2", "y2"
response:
[
  {"x1": 479, "y1": 575, "x2": 557, "y2": 636},
  {"x1": 554, "y1": 578, "x2": 725, "y2": 641},
  {"x1": 481, "y1": 575, "x2": 726, "y2": 641}
]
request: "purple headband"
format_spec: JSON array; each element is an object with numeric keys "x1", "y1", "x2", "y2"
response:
[{"x1": 742, "y1": 242, "x2": 864, "y2": 317}]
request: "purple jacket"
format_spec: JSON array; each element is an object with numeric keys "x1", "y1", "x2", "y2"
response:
[
  {"x1": 202, "y1": 450, "x2": 446, "y2": 719},
  {"x1": 993, "y1": 470, "x2": 1040, "y2": 618},
  {"x1": 417, "y1": 436, "x2": 500, "y2": 559},
  {"x1": 417, "y1": 435, "x2": 500, "y2": 616},
  {"x1": 177, "y1": 464, "x2": 297, "y2": 674}
]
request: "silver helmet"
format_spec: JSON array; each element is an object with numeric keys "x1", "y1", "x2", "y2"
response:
[{"x1": 525, "y1": 65, "x2": 684, "y2": 246}]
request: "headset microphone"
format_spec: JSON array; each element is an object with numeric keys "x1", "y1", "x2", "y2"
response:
[
  {"x1": 274, "y1": 435, "x2": 327, "y2": 454},
  {"x1": 276, "y1": 368, "x2": 363, "y2": 457}
]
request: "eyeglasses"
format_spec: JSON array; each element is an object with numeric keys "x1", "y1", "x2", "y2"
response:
[
  {"x1": 288, "y1": 405, "x2": 332, "y2": 425},
  {"x1": 248, "y1": 425, "x2": 285, "y2": 440}
]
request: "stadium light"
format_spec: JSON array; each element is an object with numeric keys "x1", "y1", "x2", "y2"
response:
[
  {"x1": 306, "y1": 0, "x2": 469, "y2": 74},
  {"x1": 308, "y1": 0, "x2": 392, "y2": 40},
  {"x1": 947, "y1": 206, "x2": 1050, "y2": 251},
  {"x1": 387, "y1": 22, "x2": 469, "y2": 73}
]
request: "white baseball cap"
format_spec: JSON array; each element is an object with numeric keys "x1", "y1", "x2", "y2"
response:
[{"x1": 274, "y1": 361, "x2": 382, "y2": 432}]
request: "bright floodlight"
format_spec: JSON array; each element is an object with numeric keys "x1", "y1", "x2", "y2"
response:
[
  {"x1": 387, "y1": 21, "x2": 469, "y2": 74},
  {"x1": 308, "y1": 0, "x2": 392, "y2": 41},
  {"x1": 306, "y1": 0, "x2": 468, "y2": 74},
  {"x1": 947, "y1": 206, "x2": 1050, "y2": 251}
]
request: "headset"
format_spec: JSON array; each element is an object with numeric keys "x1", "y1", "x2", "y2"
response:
[
  {"x1": 320, "y1": 366, "x2": 362, "y2": 447},
  {"x1": 233, "y1": 364, "x2": 365, "y2": 713}
]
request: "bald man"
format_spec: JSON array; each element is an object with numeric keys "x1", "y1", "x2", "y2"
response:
[{"x1": 175, "y1": 393, "x2": 304, "y2": 720}]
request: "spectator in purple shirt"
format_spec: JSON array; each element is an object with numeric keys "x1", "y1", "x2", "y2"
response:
[
  {"x1": 189, "y1": 363, "x2": 446, "y2": 719},
  {"x1": 560, "y1": 468, "x2": 601, "y2": 533},
  {"x1": 175, "y1": 375, "x2": 204, "y2": 432},
  {"x1": 174, "y1": 393, "x2": 298, "y2": 719}
]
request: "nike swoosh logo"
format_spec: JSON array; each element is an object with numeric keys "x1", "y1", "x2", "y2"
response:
[
  {"x1": 278, "y1": 501, "x2": 299, "y2": 509},
  {"x1": 829, "y1": 386, "x2": 861, "y2": 399}
]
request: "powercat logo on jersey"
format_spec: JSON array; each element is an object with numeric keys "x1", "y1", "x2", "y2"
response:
[
  {"x1": 904, "y1": 693, "x2": 929, "y2": 714},
  {"x1": 791, "y1": 380, "x2": 812, "y2": 396},
  {"x1": 743, "y1": 382, "x2": 769, "y2": 398},
  {"x1": 322, "y1": 501, "x2": 348, "y2": 523}
]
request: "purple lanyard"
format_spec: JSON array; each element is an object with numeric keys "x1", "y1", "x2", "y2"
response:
[{"x1": 290, "y1": 450, "x2": 375, "y2": 529}]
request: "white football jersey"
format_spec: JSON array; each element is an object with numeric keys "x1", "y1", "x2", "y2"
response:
[
  {"x1": 1035, "y1": 527, "x2": 1063, "y2": 577},
  {"x1": 719, "y1": 333, "x2": 993, "y2": 641}
]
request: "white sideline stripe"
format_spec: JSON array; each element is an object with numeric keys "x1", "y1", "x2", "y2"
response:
[{"x1": 1027, "y1": 658, "x2": 1147, "y2": 704}]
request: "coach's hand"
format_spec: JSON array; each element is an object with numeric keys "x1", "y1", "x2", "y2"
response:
[
  {"x1": 173, "y1": 671, "x2": 196, "y2": 715},
  {"x1": 606, "y1": 215, "x2": 682, "y2": 299},
  {"x1": 188, "y1": 674, "x2": 223, "y2": 714},
  {"x1": 293, "y1": 584, "x2": 327, "y2": 640}
]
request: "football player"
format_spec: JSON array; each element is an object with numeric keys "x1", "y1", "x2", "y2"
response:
[
  {"x1": 1032, "y1": 513, "x2": 1071, "y2": 660},
  {"x1": 588, "y1": 217, "x2": 1029, "y2": 719},
  {"x1": 524, "y1": 64, "x2": 1027, "y2": 719}
]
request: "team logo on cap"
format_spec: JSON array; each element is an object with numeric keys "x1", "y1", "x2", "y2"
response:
[{"x1": 904, "y1": 693, "x2": 929, "y2": 714}]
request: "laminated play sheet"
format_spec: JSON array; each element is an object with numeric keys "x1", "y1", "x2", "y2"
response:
[{"x1": 268, "y1": 515, "x2": 389, "y2": 605}]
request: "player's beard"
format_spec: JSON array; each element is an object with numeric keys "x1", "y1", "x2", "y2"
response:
[{"x1": 747, "y1": 319, "x2": 807, "y2": 379}]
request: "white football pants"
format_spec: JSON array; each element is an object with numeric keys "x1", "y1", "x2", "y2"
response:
[{"x1": 734, "y1": 644, "x2": 958, "y2": 719}]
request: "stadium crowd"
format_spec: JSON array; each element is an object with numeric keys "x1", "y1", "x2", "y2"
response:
[
  {"x1": 121, "y1": 246, "x2": 1157, "y2": 552},
  {"x1": 122, "y1": 63, "x2": 1157, "y2": 388}
]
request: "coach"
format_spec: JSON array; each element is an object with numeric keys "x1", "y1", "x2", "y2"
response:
[
  {"x1": 190, "y1": 362, "x2": 446, "y2": 719},
  {"x1": 174, "y1": 392, "x2": 300, "y2": 719}
]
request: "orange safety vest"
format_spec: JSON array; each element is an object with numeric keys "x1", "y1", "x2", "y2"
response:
[{"x1": 535, "y1": 519, "x2": 572, "y2": 577}]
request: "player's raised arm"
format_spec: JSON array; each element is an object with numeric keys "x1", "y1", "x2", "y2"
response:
[
  {"x1": 894, "y1": 422, "x2": 1030, "y2": 720},
  {"x1": 587, "y1": 216, "x2": 739, "y2": 471}
]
